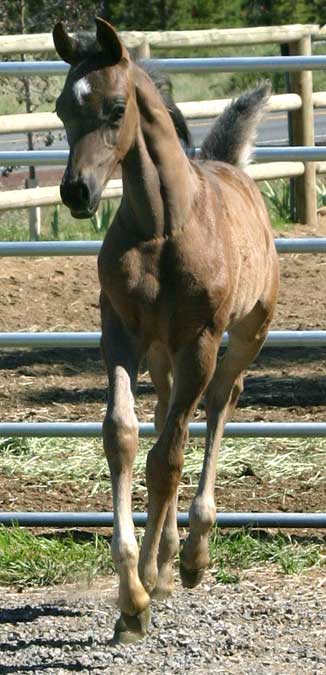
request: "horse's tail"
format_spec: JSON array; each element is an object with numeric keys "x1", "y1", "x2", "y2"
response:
[{"x1": 200, "y1": 82, "x2": 271, "y2": 167}]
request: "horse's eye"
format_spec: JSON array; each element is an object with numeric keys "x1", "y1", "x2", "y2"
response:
[{"x1": 110, "y1": 103, "x2": 126, "y2": 123}]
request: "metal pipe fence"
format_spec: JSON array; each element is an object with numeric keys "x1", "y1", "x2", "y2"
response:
[
  {"x1": 2, "y1": 56, "x2": 326, "y2": 76},
  {"x1": 1, "y1": 421, "x2": 326, "y2": 438},
  {"x1": 1, "y1": 238, "x2": 326, "y2": 257},
  {"x1": 1, "y1": 147, "x2": 326, "y2": 166},
  {"x1": 0, "y1": 511, "x2": 325, "y2": 529},
  {"x1": 1, "y1": 53, "x2": 325, "y2": 532},
  {"x1": 0, "y1": 330, "x2": 326, "y2": 349}
]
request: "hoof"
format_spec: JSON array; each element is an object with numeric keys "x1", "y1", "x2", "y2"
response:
[
  {"x1": 179, "y1": 561, "x2": 205, "y2": 589},
  {"x1": 113, "y1": 606, "x2": 151, "y2": 644}
]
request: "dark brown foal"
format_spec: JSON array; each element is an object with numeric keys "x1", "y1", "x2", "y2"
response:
[{"x1": 53, "y1": 17, "x2": 279, "y2": 643}]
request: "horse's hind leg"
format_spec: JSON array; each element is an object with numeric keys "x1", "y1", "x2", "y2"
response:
[
  {"x1": 148, "y1": 342, "x2": 173, "y2": 432},
  {"x1": 180, "y1": 299, "x2": 275, "y2": 588},
  {"x1": 147, "y1": 343, "x2": 179, "y2": 599},
  {"x1": 139, "y1": 330, "x2": 218, "y2": 596}
]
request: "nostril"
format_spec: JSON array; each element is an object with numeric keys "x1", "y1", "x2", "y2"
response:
[
  {"x1": 60, "y1": 178, "x2": 90, "y2": 209},
  {"x1": 76, "y1": 180, "x2": 90, "y2": 205}
]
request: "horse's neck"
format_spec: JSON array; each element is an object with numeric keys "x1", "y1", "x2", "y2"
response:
[{"x1": 121, "y1": 65, "x2": 195, "y2": 239}]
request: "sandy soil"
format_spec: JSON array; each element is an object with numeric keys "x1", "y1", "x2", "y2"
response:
[{"x1": 0, "y1": 220, "x2": 325, "y2": 671}]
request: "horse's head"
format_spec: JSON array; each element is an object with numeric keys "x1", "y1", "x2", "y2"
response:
[{"x1": 53, "y1": 18, "x2": 137, "y2": 218}]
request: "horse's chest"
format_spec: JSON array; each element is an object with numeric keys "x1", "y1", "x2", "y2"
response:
[
  {"x1": 121, "y1": 249, "x2": 160, "y2": 302},
  {"x1": 104, "y1": 246, "x2": 162, "y2": 325}
]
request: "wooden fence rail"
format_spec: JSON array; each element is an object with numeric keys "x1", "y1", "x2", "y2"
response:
[
  {"x1": 0, "y1": 24, "x2": 323, "y2": 55},
  {"x1": 3, "y1": 92, "x2": 326, "y2": 134},
  {"x1": 4, "y1": 164, "x2": 326, "y2": 211},
  {"x1": 1, "y1": 24, "x2": 326, "y2": 229}
]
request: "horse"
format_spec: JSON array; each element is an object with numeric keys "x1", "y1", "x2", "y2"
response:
[{"x1": 53, "y1": 16, "x2": 279, "y2": 643}]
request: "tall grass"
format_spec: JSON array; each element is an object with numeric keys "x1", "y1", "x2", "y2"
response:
[
  {"x1": 0, "y1": 526, "x2": 324, "y2": 588},
  {"x1": 1, "y1": 435, "x2": 325, "y2": 587},
  {"x1": 210, "y1": 529, "x2": 326, "y2": 584},
  {"x1": 0, "y1": 199, "x2": 120, "y2": 242},
  {"x1": 0, "y1": 527, "x2": 114, "y2": 587}
]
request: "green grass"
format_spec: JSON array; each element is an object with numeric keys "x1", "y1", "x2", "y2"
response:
[
  {"x1": 0, "y1": 199, "x2": 120, "y2": 242},
  {"x1": 168, "y1": 44, "x2": 282, "y2": 102},
  {"x1": 0, "y1": 525, "x2": 324, "y2": 588},
  {"x1": 0, "y1": 527, "x2": 114, "y2": 587},
  {"x1": 0, "y1": 186, "x2": 292, "y2": 242},
  {"x1": 210, "y1": 529, "x2": 326, "y2": 583},
  {"x1": 1, "y1": 435, "x2": 325, "y2": 587}
]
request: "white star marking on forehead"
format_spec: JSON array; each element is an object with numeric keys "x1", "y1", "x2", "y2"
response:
[{"x1": 73, "y1": 77, "x2": 91, "y2": 104}]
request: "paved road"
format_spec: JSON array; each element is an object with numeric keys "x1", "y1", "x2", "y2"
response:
[
  {"x1": 1, "y1": 110, "x2": 326, "y2": 156},
  {"x1": 190, "y1": 109, "x2": 326, "y2": 147}
]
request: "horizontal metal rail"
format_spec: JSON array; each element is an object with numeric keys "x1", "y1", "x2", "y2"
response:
[
  {"x1": 0, "y1": 330, "x2": 325, "y2": 349},
  {"x1": 254, "y1": 147, "x2": 326, "y2": 162},
  {"x1": 1, "y1": 147, "x2": 326, "y2": 166},
  {"x1": 0, "y1": 150, "x2": 68, "y2": 166},
  {"x1": 1, "y1": 422, "x2": 326, "y2": 438},
  {"x1": 2, "y1": 56, "x2": 326, "y2": 77},
  {"x1": 0, "y1": 511, "x2": 325, "y2": 529},
  {"x1": 1, "y1": 238, "x2": 326, "y2": 257},
  {"x1": 0, "y1": 241, "x2": 100, "y2": 256},
  {"x1": 276, "y1": 238, "x2": 326, "y2": 252}
]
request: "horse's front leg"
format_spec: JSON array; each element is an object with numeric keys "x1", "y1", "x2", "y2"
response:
[
  {"x1": 100, "y1": 294, "x2": 150, "y2": 643},
  {"x1": 139, "y1": 330, "x2": 218, "y2": 596}
]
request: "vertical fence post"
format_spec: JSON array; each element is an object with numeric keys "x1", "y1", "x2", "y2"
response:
[
  {"x1": 136, "y1": 37, "x2": 150, "y2": 59},
  {"x1": 281, "y1": 42, "x2": 296, "y2": 222},
  {"x1": 25, "y1": 176, "x2": 41, "y2": 240},
  {"x1": 288, "y1": 35, "x2": 317, "y2": 226}
]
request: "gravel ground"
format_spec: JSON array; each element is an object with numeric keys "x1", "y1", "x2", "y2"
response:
[{"x1": 1, "y1": 569, "x2": 325, "y2": 674}]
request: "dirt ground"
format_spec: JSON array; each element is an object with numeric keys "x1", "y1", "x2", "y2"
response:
[
  {"x1": 1, "y1": 570, "x2": 325, "y2": 674},
  {"x1": 0, "y1": 221, "x2": 326, "y2": 517},
  {"x1": 0, "y1": 219, "x2": 326, "y2": 671}
]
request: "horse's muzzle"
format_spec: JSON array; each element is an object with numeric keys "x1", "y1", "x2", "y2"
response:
[{"x1": 60, "y1": 175, "x2": 100, "y2": 219}]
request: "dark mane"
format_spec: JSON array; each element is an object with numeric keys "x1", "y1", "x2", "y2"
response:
[{"x1": 142, "y1": 66, "x2": 192, "y2": 149}]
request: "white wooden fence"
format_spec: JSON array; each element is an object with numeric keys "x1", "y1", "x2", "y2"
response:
[
  {"x1": 1, "y1": 23, "x2": 326, "y2": 231},
  {"x1": 0, "y1": 24, "x2": 323, "y2": 55}
]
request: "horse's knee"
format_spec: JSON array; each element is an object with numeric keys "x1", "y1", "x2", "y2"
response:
[
  {"x1": 103, "y1": 413, "x2": 138, "y2": 466},
  {"x1": 159, "y1": 523, "x2": 180, "y2": 560},
  {"x1": 111, "y1": 534, "x2": 139, "y2": 569},
  {"x1": 189, "y1": 496, "x2": 216, "y2": 533}
]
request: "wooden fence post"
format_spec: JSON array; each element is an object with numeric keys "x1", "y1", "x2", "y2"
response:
[
  {"x1": 25, "y1": 176, "x2": 41, "y2": 240},
  {"x1": 289, "y1": 35, "x2": 317, "y2": 226},
  {"x1": 135, "y1": 37, "x2": 150, "y2": 59}
]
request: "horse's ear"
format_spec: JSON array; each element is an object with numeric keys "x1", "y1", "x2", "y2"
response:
[
  {"x1": 53, "y1": 22, "x2": 79, "y2": 64},
  {"x1": 95, "y1": 16, "x2": 125, "y2": 65}
]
